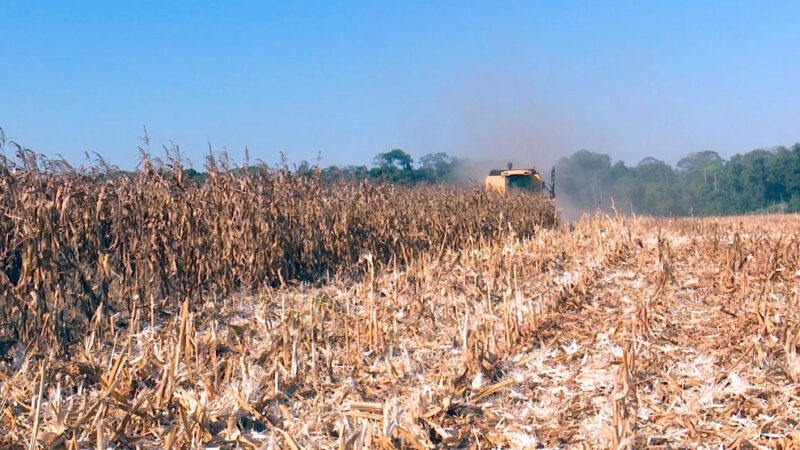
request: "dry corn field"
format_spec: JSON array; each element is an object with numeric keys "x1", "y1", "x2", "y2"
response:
[{"x1": 2, "y1": 153, "x2": 800, "y2": 448}]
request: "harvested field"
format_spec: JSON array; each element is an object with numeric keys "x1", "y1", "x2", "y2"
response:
[{"x1": 2, "y1": 208, "x2": 800, "y2": 448}]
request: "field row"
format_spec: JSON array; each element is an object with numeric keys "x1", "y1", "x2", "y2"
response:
[{"x1": 0, "y1": 154, "x2": 555, "y2": 349}]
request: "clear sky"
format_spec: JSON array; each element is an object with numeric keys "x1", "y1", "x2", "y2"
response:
[{"x1": 2, "y1": 1, "x2": 799, "y2": 170}]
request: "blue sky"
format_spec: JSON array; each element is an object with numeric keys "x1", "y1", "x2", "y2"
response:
[{"x1": 1, "y1": 1, "x2": 799, "y2": 170}]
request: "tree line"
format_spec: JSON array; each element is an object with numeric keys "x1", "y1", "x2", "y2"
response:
[
  {"x1": 182, "y1": 143, "x2": 800, "y2": 216},
  {"x1": 555, "y1": 144, "x2": 800, "y2": 216},
  {"x1": 309, "y1": 149, "x2": 469, "y2": 184},
  {"x1": 182, "y1": 149, "x2": 469, "y2": 185}
]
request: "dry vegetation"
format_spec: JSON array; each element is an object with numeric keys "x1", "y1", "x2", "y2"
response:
[
  {"x1": 2, "y1": 148, "x2": 800, "y2": 448},
  {"x1": 0, "y1": 147, "x2": 555, "y2": 350}
]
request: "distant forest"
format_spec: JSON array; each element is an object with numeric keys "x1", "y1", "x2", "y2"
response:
[
  {"x1": 556, "y1": 145, "x2": 800, "y2": 216},
  {"x1": 180, "y1": 144, "x2": 800, "y2": 217},
  {"x1": 185, "y1": 149, "x2": 470, "y2": 185}
]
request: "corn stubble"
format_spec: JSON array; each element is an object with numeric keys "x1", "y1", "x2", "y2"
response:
[{"x1": 2, "y1": 147, "x2": 800, "y2": 448}]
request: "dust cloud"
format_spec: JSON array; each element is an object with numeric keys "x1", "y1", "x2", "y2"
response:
[
  {"x1": 441, "y1": 71, "x2": 570, "y2": 175},
  {"x1": 407, "y1": 69, "x2": 599, "y2": 221}
]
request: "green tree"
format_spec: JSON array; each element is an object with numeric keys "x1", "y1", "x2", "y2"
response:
[{"x1": 374, "y1": 149, "x2": 413, "y2": 171}]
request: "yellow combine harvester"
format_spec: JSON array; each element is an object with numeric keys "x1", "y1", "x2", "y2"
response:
[{"x1": 485, "y1": 163, "x2": 556, "y2": 199}]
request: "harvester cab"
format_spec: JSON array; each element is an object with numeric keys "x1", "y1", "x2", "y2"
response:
[{"x1": 484, "y1": 162, "x2": 556, "y2": 199}]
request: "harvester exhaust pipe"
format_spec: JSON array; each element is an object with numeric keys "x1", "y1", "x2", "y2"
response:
[{"x1": 550, "y1": 166, "x2": 556, "y2": 199}]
